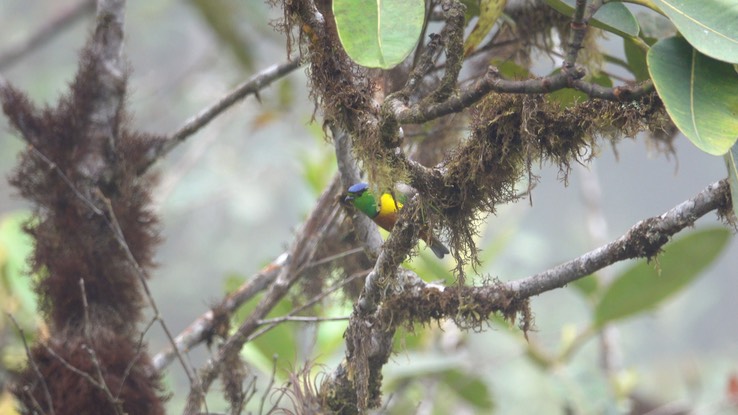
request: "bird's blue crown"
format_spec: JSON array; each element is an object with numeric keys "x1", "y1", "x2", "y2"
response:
[{"x1": 347, "y1": 182, "x2": 368, "y2": 193}]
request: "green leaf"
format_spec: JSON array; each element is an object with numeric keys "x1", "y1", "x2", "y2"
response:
[
  {"x1": 545, "y1": 68, "x2": 586, "y2": 108},
  {"x1": 547, "y1": 88, "x2": 587, "y2": 109},
  {"x1": 545, "y1": 0, "x2": 640, "y2": 38},
  {"x1": 385, "y1": 355, "x2": 494, "y2": 410},
  {"x1": 570, "y1": 274, "x2": 600, "y2": 298},
  {"x1": 460, "y1": 0, "x2": 481, "y2": 22},
  {"x1": 464, "y1": 0, "x2": 507, "y2": 57},
  {"x1": 590, "y1": 71, "x2": 613, "y2": 88},
  {"x1": 333, "y1": 0, "x2": 425, "y2": 69},
  {"x1": 492, "y1": 60, "x2": 531, "y2": 79},
  {"x1": 652, "y1": 0, "x2": 738, "y2": 64},
  {"x1": 228, "y1": 281, "x2": 297, "y2": 374},
  {"x1": 407, "y1": 250, "x2": 453, "y2": 284},
  {"x1": 594, "y1": 228, "x2": 731, "y2": 327},
  {"x1": 725, "y1": 143, "x2": 738, "y2": 219},
  {"x1": 443, "y1": 369, "x2": 495, "y2": 409},
  {"x1": 623, "y1": 36, "x2": 650, "y2": 81},
  {"x1": 648, "y1": 37, "x2": 738, "y2": 155},
  {"x1": 0, "y1": 212, "x2": 37, "y2": 316},
  {"x1": 190, "y1": 0, "x2": 255, "y2": 71}
]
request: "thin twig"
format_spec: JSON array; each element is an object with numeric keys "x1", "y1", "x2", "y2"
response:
[
  {"x1": 79, "y1": 279, "x2": 90, "y2": 336},
  {"x1": 6, "y1": 313, "x2": 55, "y2": 415},
  {"x1": 427, "y1": 0, "x2": 465, "y2": 103},
  {"x1": 94, "y1": 191, "x2": 198, "y2": 388},
  {"x1": 81, "y1": 344, "x2": 125, "y2": 415},
  {"x1": 243, "y1": 376, "x2": 258, "y2": 412},
  {"x1": 389, "y1": 66, "x2": 584, "y2": 124},
  {"x1": 509, "y1": 179, "x2": 730, "y2": 297},
  {"x1": 258, "y1": 355, "x2": 279, "y2": 415},
  {"x1": 152, "y1": 246, "x2": 365, "y2": 372},
  {"x1": 22, "y1": 140, "x2": 199, "y2": 393},
  {"x1": 305, "y1": 246, "x2": 364, "y2": 268},
  {"x1": 29, "y1": 147, "x2": 103, "y2": 215},
  {"x1": 183, "y1": 177, "x2": 343, "y2": 414},
  {"x1": 0, "y1": 0, "x2": 95, "y2": 71},
  {"x1": 116, "y1": 317, "x2": 158, "y2": 399},
  {"x1": 40, "y1": 344, "x2": 104, "y2": 393},
  {"x1": 265, "y1": 379, "x2": 291, "y2": 415},
  {"x1": 151, "y1": 254, "x2": 285, "y2": 371},
  {"x1": 571, "y1": 78, "x2": 654, "y2": 100},
  {"x1": 257, "y1": 315, "x2": 350, "y2": 325},
  {"x1": 246, "y1": 269, "x2": 368, "y2": 343},
  {"x1": 563, "y1": 0, "x2": 600, "y2": 71},
  {"x1": 138, "y1": 59, "x2": 302, "y2": 174},
  {"x1": 76, "y1": 278, "x2": 124, "y2": 413}
]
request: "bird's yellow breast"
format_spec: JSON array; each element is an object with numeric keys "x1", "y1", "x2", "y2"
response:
[
  {"x1": 374, "y1": 193, "x2": 402, "y2": 231},
  {"x1": 378, "y1": 193, "x2": 402, "y2": 215}
]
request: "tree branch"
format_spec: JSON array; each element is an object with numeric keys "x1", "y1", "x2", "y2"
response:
[
  {"x1": 320, "y1": 198, "x2": 424, "y2": 412},
  {"x1": 388, "y1": 66, "x2": 584, "y2": 125},
  {"x1": 6, "y1": 313, "x2": 55, "y2": 415},
  {"x1": 332, "y1": 125, "x2": 383, "y2": 259},
  {"x1": 572, "y1": 79, "x2": 654, "y2": 101},
  {"x1": 510, "y1": 179, "x2": 730, "y2": 297},
  {"x1": 0, "y1": 0, "x2": 95, "y2": 71},
  {"x1": 426, "y1": 0, "x2": 465, "y2": 103},
  {"x1": 137, "y1": 60, "x2": 302, "y2": 175},
  {"x1": 183, "y1": 176, "x2": 343, "y2": 414},
  {"x1": 151, "y1": 254, "x2": 286, "y2": 371},
  {"x1": 318, "y1": 179, "x2": 731, "y2": 412}
]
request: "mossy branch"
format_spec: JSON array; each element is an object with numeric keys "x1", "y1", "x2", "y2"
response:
[{"x1": 510, "y1": 180, "x2": 732, "y2": 297}]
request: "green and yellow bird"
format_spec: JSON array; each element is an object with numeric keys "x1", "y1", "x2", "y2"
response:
[{"x1": 344, "y1": 182, "x2": 449, "y2": 259}]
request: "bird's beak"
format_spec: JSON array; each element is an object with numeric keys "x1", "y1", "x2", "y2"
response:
[{"x1": 344, "y1": 194, "x2": 354, "y2": 203}]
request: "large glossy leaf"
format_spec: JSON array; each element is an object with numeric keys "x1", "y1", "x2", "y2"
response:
[
  {"x1": 545, "y1": 0, "x2": 639, "y2": 38},
  {"x1": 594, "y1": 228, "x2": 731, "y2": 327},
  {"x1": 226, "y1": 275, "x2": 296, "y2": 375},
  {"x1": 652, "y1": 0, "x2": 738, "y2": 64},
  {"x1": 648, "y1": 37, "x2": 738, "y2": 155},
  {"x1": 464, "y1": 0, "x2": 507, "y2": 57},
  {"x1": 385, "y1": 355, "x2": 494, "y2": 410},
  {"x1": 726, "y1": 144, "x2": 738, "y2": 219},
  {"x1": 333, "y1": 0, "x2": 425, "y2": 69},
  {"x1": 492, "y1": 60, "x2": 531, "y2": 79},
  {"x1": 443, "y1": 369, "x2": 495, "y2": 409},
  {"x1": 623, "y1": 36, "x2": 650, "y2": 81}
]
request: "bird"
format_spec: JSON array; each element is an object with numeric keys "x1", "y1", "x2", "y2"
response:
[{"x1": 344, "y1": 182, "x2": 449, "y2": 259}]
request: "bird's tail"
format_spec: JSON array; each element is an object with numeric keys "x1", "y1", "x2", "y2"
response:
[{"x1": 427, "y1": 236, "x2": 450, "y2": 259}]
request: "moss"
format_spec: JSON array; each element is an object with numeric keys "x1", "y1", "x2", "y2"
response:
[
  {"x1": 379, "y1": 281, "x2": 532, "y2": 336},
  {"x1": 412, "y1": 92, "x2": 672, "y2": 275}
]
